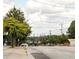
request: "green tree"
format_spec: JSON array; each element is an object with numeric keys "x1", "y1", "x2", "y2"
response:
[
  {"x1": 4, "y1": 7, "x2": 25, "y2": 22},
  {"x1": 3, "y1": 17, "x2": 31, "y2": 48},
  {"x1": 67, "y1": 20, "x2": 75, "y2": 39},
  {"x1": 60, "y1": 34, "x2": 70, "y2": 44}
]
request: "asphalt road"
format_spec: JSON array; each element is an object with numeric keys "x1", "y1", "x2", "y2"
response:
[
  {"x1": 29, "y1": 46, "x2": 75, "y2": 59},
  {"x1": 30, "y1": 47, "x2": 50, "y2": 59}
]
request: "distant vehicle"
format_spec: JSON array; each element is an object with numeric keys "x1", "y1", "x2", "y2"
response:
[
  {"x1": 21, "y1": 43, "x2": 28, "y2": 54},
  {"x1": 21, "y1": 43, "x2": 28, "y2": 48}
]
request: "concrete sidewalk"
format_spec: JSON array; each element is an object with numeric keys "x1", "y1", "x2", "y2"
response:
[{"x1": 3, "y1": 47, "x2": 35, "y2": 59}]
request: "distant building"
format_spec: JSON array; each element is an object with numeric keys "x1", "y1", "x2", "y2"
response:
[{"x1": 68, "y1": 39, "x2": 75, "y2": 46}]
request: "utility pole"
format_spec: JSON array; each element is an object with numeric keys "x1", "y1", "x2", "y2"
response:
[
  {"x1": 60, "y1": 23, "x2": 63, "y2": 35},
  {"x1": 33, "y1": 34, "x2": 35, "y2": 45},
  {"x1": 49, "y1": 30, "x2": 52, "y2": 45},
  {"x1": 49, "y1": 30, "x2": 51, "y2": 36}
]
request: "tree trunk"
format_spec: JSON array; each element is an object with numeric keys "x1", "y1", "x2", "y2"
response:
[{"x1": 11, "y1": 37, "x2": 16, "y2": 48}]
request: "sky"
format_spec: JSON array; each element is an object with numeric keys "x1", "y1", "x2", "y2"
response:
[{"x1": 3, "y1": 0, "x2": 75, "y2": 36}]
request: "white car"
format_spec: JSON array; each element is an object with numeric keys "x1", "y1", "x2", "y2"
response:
[
  {"x1": 21, "y1": 43, "x2": 28, "y2": 48},
  {"x1": 21, "y1": 43, "x2": 28, "y2": 54}
]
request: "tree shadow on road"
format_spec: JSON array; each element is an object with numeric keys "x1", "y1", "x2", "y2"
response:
[{"x1": 31, "y1": 53, "x2": 50, "y2": 59}]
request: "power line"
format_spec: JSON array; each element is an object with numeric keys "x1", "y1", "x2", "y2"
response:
[
  {"x1": 29, "y1": 0, "x2": 67, "y2": 35},
  {"x1": 31, "y1": 22, "x2": 64, "y2": 35}
]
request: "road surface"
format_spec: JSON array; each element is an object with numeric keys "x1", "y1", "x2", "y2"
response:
[{"x1": 29, "y1": 46, "x2": 75, "y2": 59}]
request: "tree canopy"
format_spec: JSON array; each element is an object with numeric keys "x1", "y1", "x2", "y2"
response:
[
  {"x1": 26, "y1": 34, "x2": 70, "y2": 46},
  {"x1": 3, "y1": 17, "x2": 31, "y2": 47},
  {"x1": 3, "y1": 7, "x2": 31, "y2": 47},
  {"x1": 4, "y1": 7, "x2": 25, "y2": 22},
  {"x1": 3, "y1": 17, "x2": 31, "y2": 37},
  {"x1": 67, "y1": 20, "x2": 75, "y2": 39}
]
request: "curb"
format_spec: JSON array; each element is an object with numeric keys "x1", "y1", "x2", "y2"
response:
[{"x1": 23, "y1": 48, "x2": 35, "y2": 59}]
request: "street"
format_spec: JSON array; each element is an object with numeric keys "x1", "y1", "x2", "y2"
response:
[
  {"x1": 3, "y1": 46, "x2": 75, "y2": 59},
  {"x1": 29, "y1": 46, "x2": 75, "y2": 59}
]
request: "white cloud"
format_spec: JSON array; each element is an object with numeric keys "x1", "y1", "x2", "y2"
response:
[
  {"x1": 25, "y1": 0, "x2": 74, "y2": 36},
  {"x1": 3, "y1": 0, "x2": 75, "y2": 36},
  {"x1": 3, "y1": 0, "x2": 14, "y2": 4},
  {"x1": 3, "y1": 0, "x2": 14, "y2": 16}
]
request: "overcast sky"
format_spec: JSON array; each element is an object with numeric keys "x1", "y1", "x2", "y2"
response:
[{"x1": 3, "y1": 0, "x2": 75, "y2": 36}]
